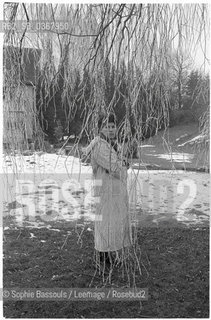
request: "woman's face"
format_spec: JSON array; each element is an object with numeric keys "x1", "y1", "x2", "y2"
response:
[{"x1": 101, "y1": 122, "x2": 116, "y2": 139}]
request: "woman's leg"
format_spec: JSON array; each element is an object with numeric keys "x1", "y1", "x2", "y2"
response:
[
  {"x1": 100, "y1": 252, "x2": 117, "y2": 266},
  {"x1": 99, "y1": 251, "x2": 109, "y2": 262}
]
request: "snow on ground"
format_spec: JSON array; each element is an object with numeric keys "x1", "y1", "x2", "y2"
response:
[
  {"x1": 2, "y1": 152, "x2": 210, "y2": 229},
  {"x1": 178, "y1": 134, "x2": 208, "y2": 147},
  {"x1": 146, "y1": 152, "x2": 195, "y2": 163}
]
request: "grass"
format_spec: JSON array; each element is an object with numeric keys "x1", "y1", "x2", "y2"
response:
[
  {"x1": 3, "y1": 122, "x2": 209, "y2": 317},
  {"x1": 3, "y1": 223, "x2": 209, "y2": 318}
]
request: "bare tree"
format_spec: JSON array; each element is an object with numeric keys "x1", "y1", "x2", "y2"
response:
[
  {"x1": 167, "y1": 50, "x2": 193, "y2": 109},
  {"x1": 3, "y1": 4, "x2": 209, "y2": 142},
  {"x1": 3, "y1": 2, "x2": 210, "y2": 287}
]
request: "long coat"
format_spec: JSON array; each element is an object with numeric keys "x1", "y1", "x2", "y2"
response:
[{"x1": 86, "y1": 136, "x2": 132, "y2": 252}]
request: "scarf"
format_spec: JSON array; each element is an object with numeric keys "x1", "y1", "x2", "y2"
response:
[{"x1": 100, "y1": 133, "x2": 118, "y2": 152}]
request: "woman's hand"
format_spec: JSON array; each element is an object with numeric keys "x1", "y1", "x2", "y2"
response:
[
  {"x1": 80, "y1": 147, "x2": 89, "y2": 163},
  {"x1": 109, "y1": 166, "x2": 127, "y2": 181}
]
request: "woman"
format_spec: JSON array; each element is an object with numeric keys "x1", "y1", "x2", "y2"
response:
[{"x1": 83, "y1": 114, "x2": 132, "y2": 267}]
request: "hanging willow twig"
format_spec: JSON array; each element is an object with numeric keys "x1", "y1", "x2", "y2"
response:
[
  {"x1": 3, "y1": 2, "x2": 209, "y2": 171},
  {"x1": 3, "y1": 3, "x2": 210, "y2": 286}
]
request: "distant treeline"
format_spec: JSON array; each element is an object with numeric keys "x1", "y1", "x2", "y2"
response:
[{"x1": 36, "y1": 63, "x2": 209, "y2": 144}]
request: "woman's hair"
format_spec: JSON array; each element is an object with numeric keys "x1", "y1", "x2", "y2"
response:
[{"x1": 98, "y1": 113, "x2": 116, "y2": 130}]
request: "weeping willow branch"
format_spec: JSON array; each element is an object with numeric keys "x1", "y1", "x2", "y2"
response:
[
  {"x1": 3, "y1": 3, "x2": 209, "y2": 154},
  {"x1": 2, "y1": 3, "x2": 210, "y2": 288}
]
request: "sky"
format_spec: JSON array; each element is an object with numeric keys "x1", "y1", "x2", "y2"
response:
[{"x1": 1, "y1": 3, "x2": 210, "y2": 72}]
